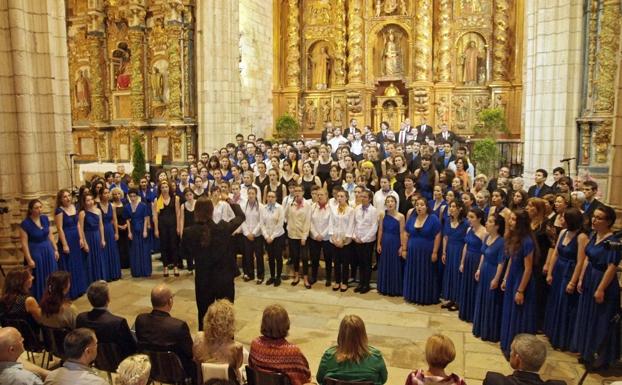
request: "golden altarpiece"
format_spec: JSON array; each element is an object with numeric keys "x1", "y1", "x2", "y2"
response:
[
  {"x1": 67, "y1": 0, "x2": 197, "y2": 166},
  {"x1": 273, "y1": 0, "x2": 523, "y2": 138}
]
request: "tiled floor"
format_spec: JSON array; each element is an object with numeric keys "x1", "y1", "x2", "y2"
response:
[{"x1": 69, "y1": 264, "x2": 621, "y2": 385}]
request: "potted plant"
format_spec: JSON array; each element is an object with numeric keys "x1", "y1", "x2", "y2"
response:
[
  {"x1": 471, "y1": 107, "x2": 507, "y2": 176},
  {"x1": 275, "y1": 114, "x2": 300, "y2": 141},
  {"x1": 131, "y1": 135, "x2": 147, "y2": 185}
]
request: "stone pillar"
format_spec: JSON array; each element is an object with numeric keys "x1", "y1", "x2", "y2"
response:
[
  {"x1": 166, "y1": 0, "x2": 184, "y2": 121},
  {"x1": 196, "y1": 0, "x2": 241, "y2": 150},
  {"x1": 285, "y1": 0, "x2": 301, "y2": 88},
  {"x1": 347, "y1": 0, "x2": 364, "y2": 83},
  {"x1": 128, "y1": 1, "x2": 146, "y2": 122},
  {"x1": 522, "y1": 1, "x2": 584, "y2": 180}
]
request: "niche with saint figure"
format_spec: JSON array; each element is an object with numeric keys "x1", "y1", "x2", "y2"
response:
[
  {"x1": 307, "y1": 41, "x2": 333, "y2": 90},
  {"x1": 111, "y1": 42, "x2": 132, "y2": 91},
  {"x1": 455, "y1": 32, "x2": 488, "y2": 86},
  {"x1": 373, "y1": 24, "x2": 409, "y2": 80}
]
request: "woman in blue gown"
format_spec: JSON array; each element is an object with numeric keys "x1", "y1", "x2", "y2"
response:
[
  {"x1": 376, "y1": 195, "x2": 405, "y2": 296},
  {"x1": 403, "y1": 197, "x2": 441, "y2": 305},
  {"x1": 428, "y1": 185, "x2": 447, "y2": 219},
  {"x1": 473, "y1": 214, "x2": 506, "y2": 342},
  {"x1": 500, "y1": 209, "x2": 537, "y2": 357},
  {"x1": 54, "y1": 189, "x2": 87, "y2": 299},
  {"x1": 544, "y1": 208, "x2": 587, "y2": 350},
  {"x1": 98, "y1": 187, "x2": 121, "y2": 281},
  {"x1": 458, "y1": 208, "x2": 487, "y2": 322},
  {"x1": 79, "y1": 192, "x2": 106, "y2": 284},
  {"x1": 441, "y1": 200, "x2": 467, "y2": 310},
  {"x1": 19, "y1": 199, "x2": 59, "y2": 301},
  {"x1": 414, "y1": 156, "x2": 438, "y2": 201},
  {"x1": 572, "y1": 205, "x2": 620, "y2": 367},
  {"x1": 124, "y1": 188, "x2": 152, "y2": 277}
]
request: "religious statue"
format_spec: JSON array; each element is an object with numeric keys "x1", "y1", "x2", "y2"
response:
[
  {"x1": 116, "y1": 50, "x2": 131, "y2": 90},
  {"x1": 494, "y1": 93, "x2": 506, "y2": 114},
  {"x1": 436, "y1": 96, "x2": 449, "y2": 124},
  {"x1": 462, "y1": 41, "x2": 483, "y2": 85},
  {"x1": 310, "y1": 46, "x2": 330, "y2": 90},
  {"x1": 453, "y1": 96, "x2": 468, "y2": 127},
  {"x1": 333, "y1": 99, "x2": 343, "y2": 125},
  {"x1": 382, "y1": 29, "x2": 403, "y2": 76},
  {"x1": 287, "y1": 99, "x2": 297, "y2": 117},
  {"x1": 74, "y1": 70, "x2": 91, "y2": 112},
  {"x1": 384, "y1": 83, "x2": 399, "y2": 97},
  {"x1": 151, "y1": 67, "x2": 166, "y2": 105},
  {"x1": 376, "y1": 0, "x2": 408, "y2": 16},
  {"x1": 321, "y1": 100, "x2": 331, "y2": 123},
  {"x1": 306, "y1": 100, "x2": 318, "y2": 129}
]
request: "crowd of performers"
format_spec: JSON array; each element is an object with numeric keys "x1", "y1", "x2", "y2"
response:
[{"x1": 18, "y1": 120, "x2": 620, "y2": 367}]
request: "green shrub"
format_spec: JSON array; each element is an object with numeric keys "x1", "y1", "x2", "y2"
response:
[
  {"x1": 131, "y1": 135, "x2": 146, "y2": 184},
  {"x1": 275, "y1": 114, "x2": 300, "y2": 141}
]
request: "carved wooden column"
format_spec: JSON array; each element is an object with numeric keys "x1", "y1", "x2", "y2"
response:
[
  {"x1": 346, "y1": 0, "x2": 364, "y2": 84},
  {"x1": 285, "y1": 0, "x2": 301, "y2": 88},
  {"x1": 333, "y1": 0, "x2": 346, "y2": 86},
  {"x1": 166, "y1": 0, "x2": 184, "y2": 120},
  {"x1": 128, "y1": 1, "x2": 146, "y2": 122},
  {"x1": 436, "y1": 0, "x2": 451, "y2": 83},
  {"x1": 87, "y1": 2, "x2": 106, "y2": 122},
  {"x1": 492, "y1": 0, "x2": 510, "y2": 82},
  {"x1": 411, "y1": 0, "x2": 433, "y2": 123}
]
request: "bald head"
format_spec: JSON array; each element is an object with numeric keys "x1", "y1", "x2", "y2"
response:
[
  {"x1": 0, "y1": 327, "x2": 24, "y2": 361},
  {"x1": 150, "y1": 283, "x2": 173, "y2": 309}
]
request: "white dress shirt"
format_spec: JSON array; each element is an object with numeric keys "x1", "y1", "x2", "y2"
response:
[
  {"x1": 213, "y1": 201, "x2": 235, "y2": 223},
  {"x1": 350, "y1": 139, "x2": 363, "y2": 156},
  {"x1": 328, "y1": 135, "x2": 348, "y2": 153},
  {"x1": 260, "y1": 203, "x2": 285, "y2": 240},
  {"x1": 285, "y1": 199, "x2": 312, "y2": 240},
  {"x1": 241, "y1": 200, "x2": 262, "y2": 237},
  {"x1": 328, "y1": 205, "x2": 355, "y2": 245},
  {"x1": 373, "y1": 189, "x2": 400, "y2": 211},
  {"x1": 352, "y1": 204, "x2": 379, "y2": 243},
  {"x1": 310, "y1": 202, "x2": 331, "y2": 241},
  {"x1": 240, "y1": 183, "x2": 262, "y2": 203}
]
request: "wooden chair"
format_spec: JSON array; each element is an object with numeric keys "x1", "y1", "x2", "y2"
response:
[
  {"x1": 245, "y1": 365, "x2": 291, "y2": 385},
  {"x1": 41, "y1": 326, "x2": 70, "y2": 368},
  {"x1": 94, "y1": 342, "x2": 124, "y2": 384},
  {"x1": 142, "y1": 349, "x2": 189, "y2": 385},
  {"x1": 324, "y1": 377, "x2": 374, "y2": 385}
]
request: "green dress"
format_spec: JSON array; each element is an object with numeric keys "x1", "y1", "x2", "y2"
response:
[{"x1": 316, "y1": 346, "x2": 388, "y2": 385}]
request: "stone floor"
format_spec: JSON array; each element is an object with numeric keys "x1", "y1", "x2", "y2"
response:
[{"x1": 69, "y1": 265, "x2": 622, "y2": 385}]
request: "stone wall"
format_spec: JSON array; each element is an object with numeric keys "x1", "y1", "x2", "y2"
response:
[
  {"x1": 0, "y1": 0, "x2": 72, "y2": 266},
  {"x1": 522, "y1": 0, "x2": 584, "y2": 181},
  {"x1": 239, "y1": 0, "x2": 274, "y2": 139}
]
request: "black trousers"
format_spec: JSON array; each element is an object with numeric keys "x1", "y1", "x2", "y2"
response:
[
  {"x1": 330, "y1": 242, "x2": 351, "y2": 285},
  {"x1": 266, "y1": 235, "x2": 285, "y2": 278},
  {"x1": 308, "y1": 239, "x2": 330, "y2": 281},
  {"x1": 230, "y1": 234, "x2": 244, "y2": 275},
  {"x1": 196, "y1": 281, "x2": 235, "y2": 331},
  {"x1": 158, "y1": 223, "x2": 178, "y2": 267},
  {"x1": 352, "y1": 241, "x2": 375, "y2": 287},
  {"x1": 288, "y1": 238, "x2": 306, "y2": 274},
  {"x1": 243, "y1": 236, "x2": 265, "y2": 279}
]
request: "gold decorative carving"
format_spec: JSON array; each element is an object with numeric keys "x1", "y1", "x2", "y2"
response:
[
  {"x1": 493, "y1": 93, "x2": 507, "y2": 115},
  {"x1": 437, "y1": 0, "x2": 452, "y2": 82},
  {"x1": 166, "y1": 126, "x2": 183, "y2": 161},
  {"x1": 129, "y1": 29, "x2": 145, "y2": 121},
  {"x1": 87, "y1": 36, "x2": 106, "y2": 121},
  {"x1": 412, "y1": 88, "x2": 430, "y2": 116},
  {"x1": 581, "y1": 123, "x2": 591, "y2": 165},
  {"x1": 286, "y1": 0, "x2": 301, "y2": 88},
  {"x1": 492, "y1": 0, "x2": 509, "y2": 81},
  {"x1": 594, "y1": 120, "x2": 612, "y2": 163},
  {"x1": 112, "y1": 125, "x2": 130, "y2": 162},
  {"x1": 586, "y1": 0, "x2": 598, "y2": 109},
  {"x1": 381, "y1": 28, "x2": 404, "y2": 76},
  {"x1": 333, "y1": 0, "x2": 347, "y2": 85},
  {"x1": 414, "y1": 0, "x2": 432, "y2": 81},
  {"x1": 321, "y1": 99, "x2": 331, "y2": 123},
  {"x1": 473, "y1": 94, "x2": 491, "y2": 119},
  {"x1": 346, "y1": 91, "x2": 363, "y2": 114},
  {"x1": 375, "y1": 0, "x2": 408, "y2": 17},
  {"x1": 333, "y1": 98, "x2": 344, "y2": 126},
  {"x1": 593, "y1": 2, "x2": 621, "y2": 113},
  {"x1": 307, "y1": 0, "x2": 331, "y2": 25},
  {"x1": 384, "y1": 83, "x2": 399, "y2": 97},
  {"x1": 347, "y1": 0, "x2": 364, "y2": 83},
  {"x1": 452, "y1": 95, "x2": 469, "y2": 130},
  {"x1": 435, "y1": 96, "x2": 450, "y2": 124},
  {"x1": 166, "y1": 23, "x2": 182, "y2": 119},
  {"x1": 287, "y1": 98, "x2": 297, "y2": 117},
  {"x1": 305, "y1": 99, "x2": 318, "y2": 130}
]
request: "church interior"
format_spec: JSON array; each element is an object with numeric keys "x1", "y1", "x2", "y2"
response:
[{"x1": 1, "y1": 0, "x2": 622, "y2": 384}]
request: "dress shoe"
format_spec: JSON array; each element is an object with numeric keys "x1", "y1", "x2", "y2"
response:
[
  {"x1": 256, "y1": 278, "x2": 264, "y2": 285},
  {"x1": 291, "y1": 279, "x2": 300, "y2": 286},
  {"x1": 266, "y1": 278, "x2": 275, "y2": 285},
  {"x1": 242, "y1": 275, "x2": 251, "y2": 282},
  {"x1": 340, "y1": 285, "x2": 348, "y2": 292},
  {"x1": 304, "y1": 282, "x2": 312, "y2": 289},
  {"x1": 359, "y1": 286, "x2": 371, "y2": 294},
  {"x1": 332, "y1": 285, "x2": 339, "y2": 291},
  {"x1": 274, "y1": 278, "x2": 281, "y2": 287},
  {"x1": 354, "y1": 286, "x2": 363, "y2": 293}
]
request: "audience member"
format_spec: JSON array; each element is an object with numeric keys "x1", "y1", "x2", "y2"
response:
[
  {"x1": 0, "y1": 268, "x2": 42, "y2": 333},
  {"x1": 39, "y1": 271, "x2": 76, "y2": 329},
  {"x1": 116, "y1": 354, "x2": 151, "y2": 385},
  {"x1": 0, "y1": 327, "x2": 46, "y2": 385},
  {"x1": 527, "y1": 169, "x2": 552, "y2": 198},
  {"x1": 75, "y1": 281, "x2": 136, "y2": 358},
  {"x1": 43, "y1": 328, "x2": 107, "y2": 385},
  {"x1": 404, "y1": 334, "x2": 465, "y2": 385}
]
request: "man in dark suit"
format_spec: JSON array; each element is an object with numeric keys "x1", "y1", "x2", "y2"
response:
[
  {"x1": 135, "y1": 284, "x2": 195, "y2": 381},
  {"x1": 581, "y1": 180, "x2": 602, "y2": 231},
  {"x1": 435, "y1": 141, "x2": 456, "y2": 171},
  {"x1": 344, "y1": 118, "x2": 361, "y2": 137},
  {"x1": 76, "y1": 281, "x2": 136, "y2": 359},
  {"x1": 484, "y1": 334, "x2": 566, "y2": 385},
  {"x1": 320, "y1": 122, "x2": 334, "y2": 143},
  {"x1": 527, "y1": 169, "x2": 553, "y2": 198},
  {"x1": 376, "y1": 121, "x2": 392, "y2": 143},
  {"x1": 488, "y1": 166, "x2": 510, "y2": 194},
  {"x1": 396, "y1": 120, "x2": 410, "y2": 145},
  {"x1": 434, "y1": 123, "x2": 465, "y2": 144},
  {"x1": 415, "y1": 117, "x2": 434, "y2": 143},
  {"x1": 406, "y1": 140, "x2": 422, "y2": 171}
]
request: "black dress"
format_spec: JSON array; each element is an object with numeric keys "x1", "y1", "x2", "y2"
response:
[
  {"x1": 264, "y1": 183, "x2": 284, "y2": 204},
  {"x1": 300, "y1": 176, "x2": 316, "y2": 200},
  {"x1": 255, "y1": 175, "x2": 270, "y2": 198},
  {"x1": 182, "y1": 203, "x2": 196, "y2": 271},
  {"x1": 316, "y1": 160, "x2": 332, "y2": 184},
  {"x1": 158, "y1": 198, "x2": 178, "y2": 268},
  {"x1": 325, "y1": 178, "x2": 342, "y2": 196},
  {"x1": 181, "y1": 203, "x2": 245, "y2": 331},
  {"x1": 533, "y1": 222, "x2": 553, "y2": 330},
  {"x1": 114, "y1": 204, "x2": 130, "y2": 269}
]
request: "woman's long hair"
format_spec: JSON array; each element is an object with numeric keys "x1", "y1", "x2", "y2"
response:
[
  {"x1": 55, "y1": 189, "x2": 70, "y2": 210},
  {"x1": 194, "y1": 197, "x2": 214, "y2": 247},
  {"x1": 505, "y1": 209, "x2": 534, "y2": 258},
  {"x1": 1, "y1": 268, "x2": 31, "y2": 309},
  {"x1": 336, "y1": 315, "x2": 370, "y2": 363},
  {"x1": 40, "y1": 271, "x2": 70, "y2": 317}
]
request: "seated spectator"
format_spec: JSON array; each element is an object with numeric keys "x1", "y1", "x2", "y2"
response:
[
  {"x1": 116, "y1": 354, "x2": 151, "y2": 385},
  {"x1": 134, "y1": 283, "x2": 195, "y2": 382},
  {"x1": 0, "y1": 327, "x2": 47, "y2": 385},
  {"x1": 193, "y1": 299, "x2": 244, "y2": 384},
  {"x1": 0, "y1": 268, "x2": 41, "y2": 333},
  {"x1": 483, "y1": 334, "x2": 566, "y2": 385},
  {"x1": 316, "y1": 315, "x2": 387, "y2": 385},
  {"x1": 76, "y1": 281, "x2": 136, "y2": 359},
  {"x1": 39, "y1": 271, "x2": 76, "y2": 329},
  {"x1": 249, "y1": 304, "x2": 311, "y2": 385},
  {"x1": 404, "y1": 334, "x2": 465, "y2": 385},
  {"x1": 43, "y1": 328, "x2": 107, "y2": 385}
]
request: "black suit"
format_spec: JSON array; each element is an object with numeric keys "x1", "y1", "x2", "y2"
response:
[
  {"x1": 76, "y1": 308, "x2": 136, "y2": 359},
  {"x1": 376, "y1": 130, "x2": 391, "y2": 143},
  {"x1": 435, "y1": 130, "x2": 465, "y2": 144},
  {"x1": 436, "y1": 154, "x2": 456, "y2": 171},
  {"x1": 396, "y1": 129, "x2": 410, "y2": 145},
  {"x1": 408, "y1": 153, "x2": 422, "y2": 172},
  {"x1": 344, "y1": 126, "x2": 361, "y2": 137},
  {"x1": 527, "y1": 184, "x2": 553, "y2": 198},
  {"x1": 582, "y1": 198, "x2": 602, "y2": 232},
  {"x1": 415, "y1": 124, "x2": 434, "y2": 142},
  {"x1": 484, "y1": 370, "x2": 566, "y2": 385},
  {"x1": 135, "y1": 309, "x2": 195, "y2": 379}
]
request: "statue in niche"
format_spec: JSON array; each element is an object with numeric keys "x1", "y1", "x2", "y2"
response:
[
  {"x1": 333, "y1": 99, "x2": 344, "y2": 125},
  {"x1": 287, "y1": 99, "x2": 297, "y2": 117},
  {"x1": 151, "y1": 67, "x2": 167, "y2": 105},
  {"x1": 453, "y1": 96, "x2": 468, "y2": 127},
  {"x1": 462, "y1": 0, "x2": 482, "y2": 13},
  {"x1": 321, "y1": 100, "x2": 331, "y2": 123},
  {"x1": 382, "y1": 29, "x2": 403, "y2": 76},
  {"x1": 376, "y1": 0, "x2": 407, "y2": 16},
  {"x1": 114, "y1": 44, "x2": 131, "y2": 90},
  {"x1": 461, "y1": 40, "x2": 484, "y2": 85},
  {"x1": 306, "y1": 100, "x2": 318, "y2": 129},
  {"x1": 494, "y1": 94, "x2": 506, "y2": 114},
  {"x1": 436, "y1": 96, "x2": 450, "y2": 123},
  {"x1": 74, "y1": 70, "x2": 91, "y2": 112},
  {"x1": 310, "y1": 46, "x2": 331, "y2": 90}
]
